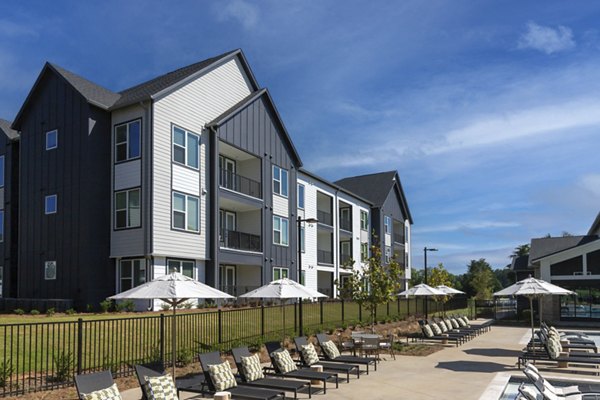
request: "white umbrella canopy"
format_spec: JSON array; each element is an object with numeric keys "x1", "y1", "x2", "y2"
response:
[
  {"x1": 493, "y1": 276, "x2": 575, "y2": 348},
  {"x1": 398, "y1": 284, "x2": 445, "y2": 319},
  {"x1": 435, "y1": 285, "x2": 465, "y2": 295},
  {"x1": 109, "y1": 272, "x2": 234, "y2": 380}
]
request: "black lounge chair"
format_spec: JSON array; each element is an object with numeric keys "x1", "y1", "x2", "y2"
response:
[
  {"x1": 75, "y1": 370, "x2": 118, "y2": 399},
  {"x1": 199, "y1": 351, "x2": 286, "y2": 400},
  {"x1": 264, "y1": 342, "x2": 339, "y2": 394},
  {"x1": 231, "y1": 347, "x2": 314, "y2": 399},
  {"x1": 315, "y1": 334, "x2": 378, "y2": 373},
  {"x1": 436, "y1": 317, "x2": 481, "y2": 337},
  {"x1": 134, "y1": 363, "x2": 207, "y2": 400},
  {"x1": 415, "y1": 323, "x2": 460, "y2": 347},
  {"x1": 294, "y1": 337, "x2": 360, "y2": 382},
  {"x1": 536, "y1": 330, "x2": 598, "y2": 353},
  {"x1": 518, "y1": 339, "x2": 600, "y2": 370},
  {"x1": 427, "y1": 320, "x2": 472, "y2": 343},
  {"x1": 452, "y1": 314, "x2": 493, "y2": 332}
]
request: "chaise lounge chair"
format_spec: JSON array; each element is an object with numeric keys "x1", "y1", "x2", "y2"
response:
[
  {"x1": 416, "y1": 322, "x2": 460, "y2": 347},
  {"x1": 134, "y1": 363, "x2": 207, "y2": 400},
  {"x1": 294, "y1": 336, "x2": 361, "y2": 382},
  {"x1": 428, "y1": 320, "x2": 472, "y2": 343},
  {"x1": 315, "y1": 333, "x2": 378, "y2": 373},
  {"x1": 75, "y1": 370, "x2": 121, "y2": 400},
  {"x1": 523, "y1": 362, "x2": 600, "y2": 398},
  {"x1": 231, "y1": 346, "x2": 314, "y2": 399},
  {"x1": 199, "y1": 351, "x2": 286, "y2": 400}
]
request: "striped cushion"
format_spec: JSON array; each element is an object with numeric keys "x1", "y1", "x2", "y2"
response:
[
  {"x1": 271, "y1": 350, "x2": 297, "y2": 373},
  {"x1": 463, "y1": 316, "x2": 470, "y2": 324},
  {"x1": 423, "y1": 325, "x2": 434, "y2": 338},
  {"x1": 431, "y1": 323, "x2": 442, "y2": 336},
  {"x1": 321, "y1": 340, "x2": 340, "y2": 359},
  {"x1": 457, "y1": 317, "x2": 467, "y2": 327},
  {"x1": 444, "y1": 320, "x2": 453, "y2": 331},
  {"x1": 450, "y1": 319, "x2": 460, "y2": 329},
  {"x1": 208, "y1": 361, "x2": 238, "y2": 391},
  {"x1": 301, "y1": 343, "x2": 320, "y2": 365},
  {"x1": 547, "y1": 337, "x2": 561, "y2": 359},
  {"x1": 438, "y1": 322, "x2": 448, "y2": 333},
  {"x1": 144, "y1": 374, "x2": 178, "y2": 400},
  {"x1": 240, "y1": 354, "x2": 264, "y2": 382},
  {"x1": 80, "y1": 383, "x2": 122, "y2": 400}
]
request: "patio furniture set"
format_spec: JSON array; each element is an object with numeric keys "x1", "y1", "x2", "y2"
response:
[
  {"x1": 416, "y1": 315, "x2": 493, "y2": 347},
  {"x1": 517, "y1": 362, "x2": 600, "y2": 400}
]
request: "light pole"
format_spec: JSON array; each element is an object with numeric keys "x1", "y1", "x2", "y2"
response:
[
  {"x1": 423, "y1": 246, "x2": 438, "y2": 318},
  {"x1": 297, "y1": 216, "x2": 318, "y2": 336}
]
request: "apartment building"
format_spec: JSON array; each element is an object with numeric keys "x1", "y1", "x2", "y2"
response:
[
  {"x1": 1, "y1": 49, "x2": 413, "y2": 309},
  {"x1": 0, "y1": 120, "x2": 18, "y2": 299}
]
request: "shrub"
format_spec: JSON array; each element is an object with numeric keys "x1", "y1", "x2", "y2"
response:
[
  {"x1": 147, "y1": 345, "x2": 162, "y2": 364},
  {"x1": 46, "y1": 308, "x2": 56, "y2": 317},
  {"x1": 65, "y1": 308, "x2": 76, "y2": 315},
  {"x1": 160, "y1": 303, "x2": 172, "y2": 312},
  {"x1": 30, "y1": 309, "x2": 40, "y2": 315},
  {"x1": 177, "y1": 348, "x2": 194, "y2": 366},
  {"x1": 115, "y1": 300, "x2": 135, "y2": 312},
  {"x1": 99, "y1": 300, "x2": 112, "y2": 313},
  {"x1": 86, "y1": 304, "x2": 94, "y2": 313},
  {"x1": 13, "y1": 309, "x2": 24, "y2": 315},
  {"x1": 0, "y1": 359, "x2": 13, "y2": 387},
  {"x1": 183, "y1": 302, "x2": 193, "y2": 310},
  {"x1": 53, "y1": 351, "x2": 73, "y2": 382}
]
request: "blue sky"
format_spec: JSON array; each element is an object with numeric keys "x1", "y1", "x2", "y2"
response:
[{"x1": 1, "y1": 1, "x2": 599, "y2": 275}]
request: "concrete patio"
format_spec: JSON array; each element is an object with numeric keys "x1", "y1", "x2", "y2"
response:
[{"x1": 121, "y1": 324, "x2": 595, "y2": 400}]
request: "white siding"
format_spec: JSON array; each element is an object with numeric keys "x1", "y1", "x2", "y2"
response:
[
  {"x1": 297, "y1": 175, "x2": 318, "y2": 291},
  {"x1": 172, "y1": 164, "x2": 200, "y2": 196},
  {"x1": 152, "y1": 57, "x2": 253, "y2": 259},
  {"x1": 272, "y1": 194, "x2": 288, "y2": 217},
  {"x1": 114, "y1": 159, "x2": 141, "y2": 190},
  {"x1": 150, "y1": 257, "x2": 206, "y2": 310},
  {"x1": 405, "y1": 220, "x2": 412, "y2": 279}
]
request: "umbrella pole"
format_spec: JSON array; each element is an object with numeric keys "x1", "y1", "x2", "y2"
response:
[
  {"x1": 172, "y1": 301, "x2": 177, "y2": 382},
  {"x1": 529, "y1": 296, "x2": 535, "y2": 355}
]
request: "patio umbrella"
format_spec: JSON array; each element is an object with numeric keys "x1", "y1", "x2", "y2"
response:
[
  {"x1": 239, "y1": 278, "x2": 327, "y2": 342},
  {"x1": 435, "y1": 285, "x2": 465, "y2": 316},
  {"x1": 109, "y1": 272, "x2": 234, "y2": 380},
  {"x1": 493, "y1": 276, "x2": 574, "y2": 349},
  {"x1": 398, "y1": 283, "x2": 445, "y2": 319}
]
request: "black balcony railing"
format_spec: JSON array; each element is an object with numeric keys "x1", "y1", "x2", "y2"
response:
[
  {"x1": 317, "y1": 249, "x2": 333, "y2": 264},
  {"x1": 394, "y1": 233, "x2": 405, "y2": 244},
  {"x1": 219, "y1": 168, "x2": 262, "y2": 199},
  {"x1": 339, "y1": 218, "x2": 352, "y2": 232},
  {"x1": 317, "y1": 210, "x2": 333, "y2": 226},
  {"x1": 340, "y1": 253, "x2": 352, "y2": 265},
  {"x1": 220, "y1": 229, "x2": 261, "y2": 252},
  {"x1": 218, "y1": 285, "x2": 260, "y2": 297}
]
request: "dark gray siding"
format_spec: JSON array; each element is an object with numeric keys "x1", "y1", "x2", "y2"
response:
[
  {"x1": 17, "y1": 71, "x2": 114, "y2": 309},
  {"x1": 212, "y1": 95, "x2": 299, "y2": 285},
  {"x1": 376, "y1": 187, "x2": 407, "y2": 262},
  {"x1": 0, "y1": 135, "x2": 18, "y2": 297}
]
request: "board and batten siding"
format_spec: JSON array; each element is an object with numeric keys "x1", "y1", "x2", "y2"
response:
[
  {"x1": 152, "y1": 58, "x2": 253, "y2": 260},
  {"x1": 111, "y1": 105, "x2": 146, "y2": 258}
]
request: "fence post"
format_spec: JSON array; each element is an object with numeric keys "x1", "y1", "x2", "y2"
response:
[
  {"x1": 319, "y1": 300, "x2": 324, "y2": 325},
  {"x1": 76, "y1": 318, "x2": 83, "y2": 375},
  {"x1": 261, "y1": 304, "x2": 265, "y2": 337},
  {"x1": 397, "y1": 297, "x2": 400, "y2": 316},
  {"x1": 341, "y1": 300, "x2": 345, "y2": 322},
  {"x1": 359, "y1": 303, "x2": 362, "y2": 322},
  {"x1": 160, "y1": 314, "x2": 165, "y2": 365},
  {"x1": 218, "y1": 309, "x2": 223, "y2": 344},
  {"x1": 387, "y1": 302, "x2": 390, "y2": 317}
]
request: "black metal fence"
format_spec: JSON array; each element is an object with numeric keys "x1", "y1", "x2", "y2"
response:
[{"x1": 0, "y1": 297, "x2": 468, "y2": 396}]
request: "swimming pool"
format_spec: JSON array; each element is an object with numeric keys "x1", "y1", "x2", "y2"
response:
[{"x1": 497, "y1": 376, "x2": 600, "y2": 400}]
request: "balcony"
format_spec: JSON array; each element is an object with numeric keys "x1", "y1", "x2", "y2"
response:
[
  {"x1": 394, "y1": 233, "x2": 405, "y2": 244},
  {"x1": 318, "y1": 250, "x2": 333, "y2": 265},
  {"x1": 339, "y1": 218, "x2": 352, "y2": 232},
  {"x1": 220, "y1": 229, "x2": 261, "y2": 252},
  {"x1": 340, "y1": 253, "x2": 352, "y2": 265},
  {"x1": 220, "y1": 168, "x2": 262, "y2": 199},
  {"x1": 317, "y1": 210, "x2": 333, "y2": 226}
]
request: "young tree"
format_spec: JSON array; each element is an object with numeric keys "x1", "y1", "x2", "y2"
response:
[
  {"x1": 428, "y1": 263, "x2": 453, "y2": 311},
  {"x1": 466, "y1": 259, "x2": 498, "y2": 300},
  {"x1": 410, "y1": 267, "x2": 424, "y2": 286},
  {"x1": 336, "y1": 243, "x2": 404, "y2": 331}
]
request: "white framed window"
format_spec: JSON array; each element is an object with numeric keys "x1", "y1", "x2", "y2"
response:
[
  {"x1": 297, "y1": 184, "x2": 305, "y2": 209},
  {"x1": 172, "y1": 126, "x2": 199, "y2": 169},
  {"x1": 300, "y1": 226, "x2": 305, "y2": 253},
  {"x1": 384, "y1": 216, "x2": 391, "y2": 234},
  {"x1": 361, "y1": 242, "x2": 368, "y2": 262},
  {"x1": 44, "y1": 261, "x2": 57, "y2": 280},
  {"x1": 115, "y1": 188, "x2": 141, "y2": 229},
  {"x1": 45, "y1": 194, "x2": 57, "y2": 215},
  {"x1": 360, "y1": 211, "x2": 368, "y2": 231},
  {"x1": 172, "y1": 192, "x2": 199, "y2": 232},
  {"x1": 273, "y1": 215, "x2": 289, "y2": 246},
  {"x1": 272, "y1": 166, "x2": 288, "y2": 197},
  {"x1": 300, "y1": 270, "x2": 305, "y2": 285},
  {"x1": 0, "y1": 211, "x2": 3, "y2": 243},
  {"x1": 384, "y1": 246, "x2": 391, "y2": 263},
  {"x1": 115, "y1": 120, "x2": 141, "y2": 162},
  {"x1": 46, "y1": 129, "x2": 58, "y2": 150},
  {"x1": 273, "y1": 267, "x2": 289, "y2": 280},
  {"x1": 0, "y1": 155, "x2": 4, "y2": 188},
  {"x1": 119, "y1": 259, "x2": 146, "y2": 291},
  {"x1": 168, "y1": 259, "x2": 195, "y2": 278}
]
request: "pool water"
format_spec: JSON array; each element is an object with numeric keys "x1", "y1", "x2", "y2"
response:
[{"x1": 498, "y1": 376, "x2": 600, "y2": 400}]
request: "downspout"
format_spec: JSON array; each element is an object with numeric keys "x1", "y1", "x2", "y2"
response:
[{"x1": 208, "y1": 125, "x2": 219, "y2": 288}]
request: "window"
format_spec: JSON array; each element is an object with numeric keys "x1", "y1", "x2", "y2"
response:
[
  {"x1": 273, "y1": 166, "x2": 288, "y2": 197},
  {"x1": 115, "y1": 120, "x2": 141, "y2": 162},
  {"x1": 0, "y1": 266, "x2": 3, "y2": 297},
  {"x1": 120, "y1": 259, "x2": 146, "y2": 291},
  {"x1": 273, "y1": 215, "x2": 289, "y2": 246},
  {"x1": 168, "y1": 259, "x2": 194, "y2": 278},
  {"x1": 297, "y1": 184, "x2": 305, "y2": 209},
  {"x1": 173, "y1": 126, "x2": 199, "y2": 169},
  {"x1": 384, "y1": 246, "x2": 391, "y2": 263},
  {"x1": 361, "y1": 242, "x2": 368, "y2": 262},
  {"x1": 115, "y1": 188, "x2": 141, "y2": 229},
  {"x1": 45, "y1": 194, "x2": 57, "y2": 214},
  {"x1": 173, "y1": 192, "x2": 199, "y2": 232},
  {"x1": 273, "y1": 267, "x2": 289, "y2": 280},
  {"x1": 44, "y1": 261, "x2": 57, "y2": 280},
  {"x1": 0, "y1": 155, "x2": 4, "y2": 188},
  {"x1": 300, "y1": 270, "x2": 305, "y2": 285},
  {"x1": 0, "y1": 211, "x2": 3, "y2": 243},
  {"x1": 360, "y1": 211, "x2": 368, "y2": 231},
  {"x1": 300, "y1": 226, "x2": 305, "y2": 253},
  {"x1": 46, "y1": 129, "x2": 58, "y2": 150},
  {"x1": 384, "y1": 216, "x2": 391, "y2": 234}
]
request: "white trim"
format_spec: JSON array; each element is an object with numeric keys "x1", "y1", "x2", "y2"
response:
[{"x1": 45, "y1": 129, "x2": 58, "y2": 150}]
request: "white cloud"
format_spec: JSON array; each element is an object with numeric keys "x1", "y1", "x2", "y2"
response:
[
  {"x1": 518, "y1": 21, "x2": 575, "y2": 54},
  {"x1": 216, "y1": 0, "x2": 259, "y2": 30},
  {"x1": 0, "y1": 19, "x2": 38, "y2": 38},
  {"x1": 579, "y1": 174, "x2": 600, "y2": 197},
  {"x1": 413, "y1": 221, "x2": 520, "y2": 234}
]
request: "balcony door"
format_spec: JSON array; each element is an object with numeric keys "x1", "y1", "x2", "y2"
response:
[
  {"x1": 219, "y1": 210, "x2": 236, "y2": 248},
  {"x1": 219, "y1": 155, "x2": 236, "y2": 191},
  {"x1": 219, "y1": 265, "x2": 236, "y2": 294}
]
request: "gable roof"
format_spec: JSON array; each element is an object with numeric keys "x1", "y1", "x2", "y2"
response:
[
  {"x1": 207, "y1": 88, "x2": 303, "y2": 167},
  {"x1": 298, "y1": 168, "x2": 373, "y2": 206},
  {"x1": 335, "y1": 170, "x2": 413, "y2": 223},
  {"x1": 529, "y1": 235, "x2": 599, "y2": 262},
  {"x1": 0, "y1": 119, "x2": 19, "y2": 140},
  {"x1": 113, "y1": 49, "x2": 256, "y2": 109},
  {"x1": 588, "y1": 212, "x2": 600, "y2": 235},
  {"x1": 510, "y1": 254, "x2": 531, "y2": 271}
]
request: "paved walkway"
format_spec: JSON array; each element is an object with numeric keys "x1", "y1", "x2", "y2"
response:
[{"x1": 123, "y1": 324, "x2": 530, "y2": 400}]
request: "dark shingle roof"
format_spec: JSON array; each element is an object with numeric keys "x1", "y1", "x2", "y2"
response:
[
  {"x1": 0, "y1": 119, "x2": 19, "y2": 140},
  {"x1": 49, "y1": 64, "x2": 121, "y2": 109},
  {"x1": 530, "y1": 235, "x2": 599, "y2": 262},
  {"x1": 335, "y1": 171, "x2": 397, "y2": 207},
  {"x1": 511, "y1": 254, "x2": 531, "y2": 271},
  {"x1": 113, "y1": 50, "x2": 240, "y2": 109},
  {"x1": 298, "y1": 168, "x2": 373, "y2": 206},
  {"x1": 588, "y1": 212, "x2": 600, "y2": 236}
]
